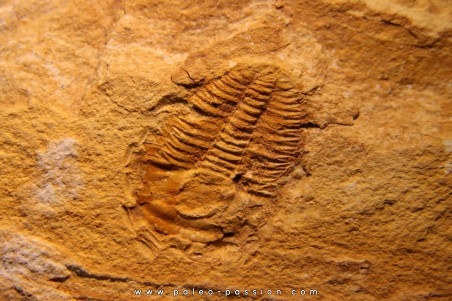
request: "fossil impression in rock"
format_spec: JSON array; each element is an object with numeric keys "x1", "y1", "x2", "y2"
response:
[{"x1": 137, "y1": 64, "x2": 306, "y2": 244}]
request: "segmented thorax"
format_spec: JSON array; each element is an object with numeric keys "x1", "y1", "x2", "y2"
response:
[{"x1": 138, "y1": 64, "x2": 306, "y2": 243}]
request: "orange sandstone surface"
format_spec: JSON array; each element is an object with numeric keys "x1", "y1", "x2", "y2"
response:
[{"x1": 0, "y1": 1, "x2": 451, "y2": 300}]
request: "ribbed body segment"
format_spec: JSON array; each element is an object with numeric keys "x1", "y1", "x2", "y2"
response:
[
  {"x1": 137, "y1": 64, "x2": 306, "y2": 244},
  {"x1": 145, "y1": 65, "x2": 305, "y2": 198}
]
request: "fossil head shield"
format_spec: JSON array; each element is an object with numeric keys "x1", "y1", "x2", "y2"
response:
[{"x1": 134, "y1": 63, "x2": 309, "y2": 246}]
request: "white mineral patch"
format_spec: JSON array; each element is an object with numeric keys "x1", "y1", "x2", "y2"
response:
[{"x1": 36, "y1": 138, "x2": 83, "y2": 205}]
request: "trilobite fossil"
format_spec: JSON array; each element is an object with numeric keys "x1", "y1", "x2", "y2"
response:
[{"x1": 136, "y1": 63, "x2": 308, "y2": 244}]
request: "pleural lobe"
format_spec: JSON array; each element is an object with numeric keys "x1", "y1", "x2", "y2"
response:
[{"x1": 144, "y1": 64, "x2": 305, "y2": 197}]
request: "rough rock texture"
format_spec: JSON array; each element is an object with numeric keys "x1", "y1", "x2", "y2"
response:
[{"x1": 1, "y1": 0, "x2": 451, "y2": 300}]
